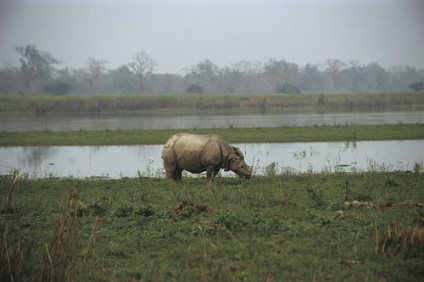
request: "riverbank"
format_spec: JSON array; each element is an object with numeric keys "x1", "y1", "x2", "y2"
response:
[
  {"x1": 0, "y1": 124, "x2": 423, "y2": 146},
  {"x1": 1, "y1": 172, "x2": 423, "y2": 281}
]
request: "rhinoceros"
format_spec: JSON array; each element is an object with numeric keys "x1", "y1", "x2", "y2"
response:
[{"x1": 162, "y1": 133, "x2": 252, "y2": 185}]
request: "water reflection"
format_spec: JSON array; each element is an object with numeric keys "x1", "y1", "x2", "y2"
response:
[
  {"x1": 0, "y1": 111, "x2": 423, "y2": 132},
  {"x1": 1, "y1": 140, "x2": 422, "y2": 178}
]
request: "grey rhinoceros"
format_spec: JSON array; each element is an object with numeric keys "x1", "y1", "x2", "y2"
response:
[{"x1": 162, "y1": 133, "x2": 252, "y2": 185}]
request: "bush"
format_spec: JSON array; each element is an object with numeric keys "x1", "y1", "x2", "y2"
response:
[
  {"x1": 275, "y1": 83, "x2": 301, "y2": 94},
  {"x1": 410, "y1": 81, "x2": 424, "y2": 92},
  {"x1": 185, "y1": 83, "x2": 204, "y2": 94},
  {"x1": 214, "y1": 212, "x2": 247, "y2": 230},
  {"x1": 44, "y1": 81, "x2": 72, "y2": 96}
]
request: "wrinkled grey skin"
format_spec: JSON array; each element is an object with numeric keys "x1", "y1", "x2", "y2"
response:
[{"x1": 162, "y1": 133, "x2": 253, "y2": 186}]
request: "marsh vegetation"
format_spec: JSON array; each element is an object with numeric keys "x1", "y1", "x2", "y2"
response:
[
  {"x1": 1, "y1": 92, "x2": 423, "y2": 115},
  {"x1": 1, "y1": 167, "x2": 423, "y2": 281}
]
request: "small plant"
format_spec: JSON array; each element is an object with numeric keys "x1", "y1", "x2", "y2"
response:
[
  {"x1": 306, "y1": 186, "x2": 326, "y2": 208},
  {"x1": 178, "y1": 205, "x2": 195, "y2": 219},
  {"x1": 139, "y1": 159, "x2": 157, "y2": 177},
  {"x1": 252, "y1": 216, "x2": 282, "y2": 234},
  {"x1": 135, "y1": 206, "x2": 156, "y2": 217},
  {"x1": 115, "y1": 205, "x2": 133, "y2": 217},
  {"x1": 168, "y1": 201, "x2": 211, "y2": 219},
  {"x1": 87, "y1": 200, "x2": 108, "y2": 216},
  {"x1": 214, "y1": 212, "x2": 247, "y2": 230},
  {"x1": 413, "y1": 162, "x2": 422, "y2": 177},
  {"x1": 264, "y1": 162, "x2": 279, "y2": 177},
  {"x1": 78, "y1": 199, "x2": 107, "y2": 217}
]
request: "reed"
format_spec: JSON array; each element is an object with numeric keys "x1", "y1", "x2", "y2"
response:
[
  {"x1": 375, "y1": 223, "x2": 424, "y2": 255},
  {"x1": 0, "y1": 170, "x2": 27, "y2": 281},
  {"x1": 4, "y1": 170, "x2": 19, "y2": 214},
  {"x1": 0, "y1": 172, "x2": 83, "y2": 281},
  {"x1": 43, "y1": 188, "x2": 80, "y2": 281},
  {"x1": 1, "y1": 92, "x2": 423, "y2": 114}
]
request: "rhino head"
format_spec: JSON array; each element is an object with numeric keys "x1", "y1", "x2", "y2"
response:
[{"x1": 226, "y1": 146, "x2": 253, "y2": 179}]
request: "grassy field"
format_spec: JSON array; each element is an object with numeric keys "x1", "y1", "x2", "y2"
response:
[
  {"x1": 1, "y1": 92, "x2": 423, "y2": 114},
  {"x1": 1, "y1": 124, "x2": 424, "y2": 146},
  {"x1": 1, "y1": 169, "x2": 423, "y2": 281}
]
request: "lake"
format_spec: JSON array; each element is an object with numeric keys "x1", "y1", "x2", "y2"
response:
[
  {"x1": 1, "y1": 111, "x2": 423, "y2": 131},
  {"x1": 1, "y1": 140, "x2": 422, "y2": 178}
]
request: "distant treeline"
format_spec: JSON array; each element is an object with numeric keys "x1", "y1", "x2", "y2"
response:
[{"x1": 1, "y1": 45, "x2": 424, "y2": 95}]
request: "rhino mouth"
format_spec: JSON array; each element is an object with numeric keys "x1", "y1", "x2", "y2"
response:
[{"x1": 236, "y1": 168, "x2": 252, "y2": 179}]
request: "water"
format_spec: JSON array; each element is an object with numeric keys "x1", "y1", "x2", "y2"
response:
[
  {"x1": 1, "y1": 111, "x2": 422, "y2": 132},
  {"x1": 1, "y1": 140, "x2": 422, "y2": 178}
]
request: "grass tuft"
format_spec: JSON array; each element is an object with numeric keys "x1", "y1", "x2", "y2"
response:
[{"x1": 375, "y1": 222, "x2": 424, "y2": 255}]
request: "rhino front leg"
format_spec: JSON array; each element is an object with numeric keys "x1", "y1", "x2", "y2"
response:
[
  {"x1": 166, "y1": 167, "x2": 182, "y2": 182},
  {"x1": 206, "y1": 166, "x2": 220, "y2": 186}
]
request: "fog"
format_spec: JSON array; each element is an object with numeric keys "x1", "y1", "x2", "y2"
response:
[{"x1": 1, "y1": 0, "x2": 423, "y2": 74}]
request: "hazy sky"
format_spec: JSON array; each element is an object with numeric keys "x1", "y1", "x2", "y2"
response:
[{"x1": 1, "y1": 0, "x2": 423, "y2": 74}]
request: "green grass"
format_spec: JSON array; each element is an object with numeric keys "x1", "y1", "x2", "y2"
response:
[
  {"x1": 1, "y1": 124, "x2": 423, "y2": 146},
  {"x1": 1, "y1": 170, "x2": 424, "y2": 281}
]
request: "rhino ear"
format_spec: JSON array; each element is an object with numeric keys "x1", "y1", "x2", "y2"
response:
[
  {"x1": 233, "y1": 146, "x2": 245, "y2": 160},
  {"x1": 162, "y1": 145, "x2": 177, "y2": 171}
]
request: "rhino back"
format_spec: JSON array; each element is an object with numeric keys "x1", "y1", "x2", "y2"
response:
[{"x1": 173, "y1": 134, "x2": 223, "y2": 173}]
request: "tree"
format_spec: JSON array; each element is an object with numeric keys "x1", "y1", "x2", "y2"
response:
[
  {"x1": 264, "y1": 58, "x2": 299, "y2": 90},
  {"x1": 366, "y1": 63, "x2": 388, "y2": 92},
  {"x1": 15, "y1": 45, "x2": 59, "y2": 94},
  {"x1": 128, "y1": 51, "x2": 156, "y2": 92},
  {"x1": 87, "y1": 58, "x2": 108, "y2": 91},
  {"x1": 108, "y1": 65, "x2": 137, "y2": 93},
  {"x1": 191, "y1": 60, "x2": 219, "y2": 76},
  {"x1": 410, "y1": 81, "x2": 424, "y2": 91},
  {"x1": 184, "y1": 60, "x2": 220, "y2": 93},
  {"x1": 230, "y1": 61, "x2": 263, "y2": 93},
  {"x1": 325, "y1": 59, "x2": 346, "y2": 91},
  {"x1": 345, "y1": 60, "x2": 364, "y2": 92},
  {"x1": 298, "y1": 64, "x2": 324, "y2": 92},
  {"x1": 0, "y1": 66, "x2": 25, "y2": 94},
  {"x1": 390, "y1": 66, "x2": 422, "y2": 91}
]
